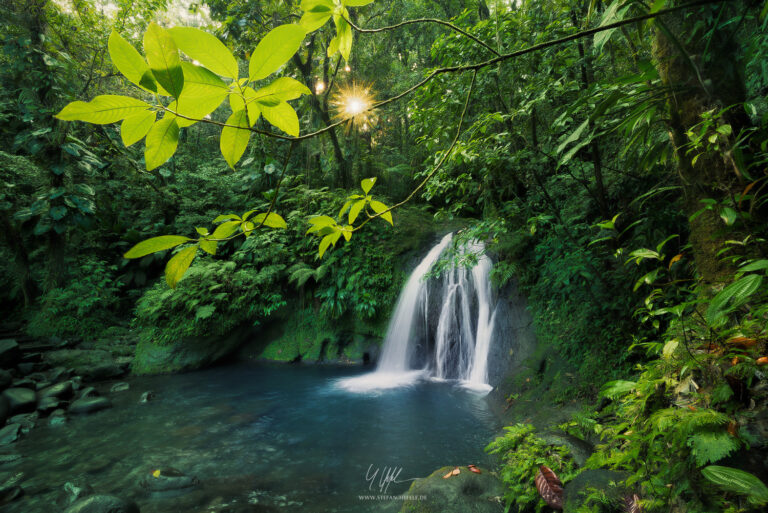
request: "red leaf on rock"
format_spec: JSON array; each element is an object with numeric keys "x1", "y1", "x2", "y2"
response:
[{"x1": 535, "y1": 465, "x2": 563, "y2": 510}]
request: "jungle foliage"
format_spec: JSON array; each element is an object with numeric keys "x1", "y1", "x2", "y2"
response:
[{"x1": 1, "y1": 0, "x2": 768, "y2": 511}]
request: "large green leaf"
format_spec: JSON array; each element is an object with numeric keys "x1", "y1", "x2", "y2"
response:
[
  {"x1": 370, "y1": 200, "x2": 393, "y2": 225},
  {"x1": 702, "y1": 466, "x2": 768, "y2": 505},
  {"x1": 252, "y1": 77, "x2": 311, "y2": 104},
  {"x1": 168, "y1": 27, "x2": 238, "y2": 79},
  {"x1": 220, "y1": 110, "x2": 251, "y2": 169},
  {"x1": 249, "y1": 24, "x2": 307, "y2": 81},
  {"x1": 108, "y1": 31, "x2": 149, "y2": 88},
  {"x1": 55, "y1": 95, "x2": 151, "y2": 124},
  {"x1": 706, "y1": 274, "x2": 763, "y2": 325},
  {"x1": 300, "y1": 0, "x2": 334, "y2": 32},
  {"x1": 212, "y1": 220, "x2": 240, "y2": 239},
  {"x1": 335, "y1": 14, "x2": 353, "y2": 61},
  {"x1": 144, "y1": 22, "x2": 184, "y2": 98},
  {"x1": 165, "y1": 245, "x2": 197, "y2": 288},
  {"x1": 121, "y1": 110, "x2": 156, "y2": 146},
  {"x1": 261, "y1": 101, "x2": 300, "y2": 136},
  {"x1": 145, "y1": 115, "x2": 180, "y2": 171},
  {"x1": 251, "y1": 212, "x2": 287, "y2": 229},
  {"x1": 168, "y1": 63, "x2": 228, "y2": 127},
  {"x1": 124, "y1": 235, "x2": 191, "y2": 258},
  {"x1": 361, "y1": 177, "x2": 376, "y2": 194},
  {"x1": 348, "y1": 199, "x2": 366, "y2": 224},
  {"x1": 343, "y1": 0, "x2": 374, "y2": 5},
  {"x1": 594, "y1": 2, "x2": 629, "y2": 53}
]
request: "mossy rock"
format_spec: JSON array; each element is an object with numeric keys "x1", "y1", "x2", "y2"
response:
[
  {"x1": 399, "y1": 466, "x2": 505, "y2": 513},
  {"x1": 132, "y1": 324, "x2": 253, "y2": 375}
]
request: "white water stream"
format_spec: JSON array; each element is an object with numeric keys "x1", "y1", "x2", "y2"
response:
[{"x1": 337, "y1": 233, "x2": 497, "y2": 394}]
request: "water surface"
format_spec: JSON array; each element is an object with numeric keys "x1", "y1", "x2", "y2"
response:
[{"x1": 6, "y1": 363, "x2": 499, "y2": 512}]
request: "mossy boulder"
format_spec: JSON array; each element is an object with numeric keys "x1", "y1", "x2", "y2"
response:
[
  {"x1": 44, "y1": 350, "x2": 123, "y2": 381},
  {"x1": 399, "y1": 466, "x2": 504, "y2": 513},
  {"x1": 132, "y1": 324, "x2": 253, "y2": 375}
]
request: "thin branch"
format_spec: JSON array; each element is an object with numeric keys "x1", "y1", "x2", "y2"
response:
[
  {"x1": 256, "y1": 140, "x2": 297, "y2": 229},
  {"x1": 342, "y1": 14, "x2": 501, "y2": 57},
  {"x1": 353, "y1": 69, "x2": 478, "y2": 231}
]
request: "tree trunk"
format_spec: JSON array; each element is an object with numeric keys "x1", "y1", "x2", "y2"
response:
[{"x1": 652, "y1": 2, "x2": 752, "y2": 284}]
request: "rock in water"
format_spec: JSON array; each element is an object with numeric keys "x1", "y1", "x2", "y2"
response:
[
  {"x1": 63, "y1": 495, "x2": 139, "y2": 513},
  {"x1": 37, "y1": 396, "x2": 60, "y2": 415},
  {"x1": 0, "y1": 370, "x2": 12, "y2": 391},
  {"x1": 59, "y1": 480, "x2": 94, "y2": 507},
  {"x1": 140, "y1": 467, "x2": 199, "y2": 493},
  {"x1": 139, "y1": 391, "x2": 154, "y2": 403},
  {"x1": 110, "y1": 382, "x2": 130, "y2": 393},
  {"x1": 69, "y1": 397, "x2": 112, "y2": 415},
  {"x1": 400, "y1": 466, "x2": 505, "y2": 513},
  {"x1": 49, "y1": 409, "x2": 68, "y2": 426},
  {"x1": 78, "y1": 387, "x2": 99, "y2": 399},
  {"x1": 0, "y1": 340, "x2": 21, "y2": 368},
  {"x1": 39, "y1": 380, "x2": 73, "y2": 400},
  {"x1": 2, "y1": 388, "x2": 36, "y2": 414},
  {"x1": 0, "y1": 424, "x2": 21, "y2": 445}
]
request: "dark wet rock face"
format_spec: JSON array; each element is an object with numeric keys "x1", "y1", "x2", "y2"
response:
[
  {"x1": 0, "y1": 396, "x2": 9, "y2": 424},
  {"x1": 0, "y1": 340, "x2": 21, "y2": 368},
  {"x1": 0, "y1": 370, "x2": 13, "y2": 391},
  {"x1": 68, "y1": 397, "x2": 112, "y2": 415},
  {"x1": 2, "y1": 388, "x2": 36, "y2": 415},
  {"x1": 0, "y1": 484, "x2": 24, "y2": 505},
  {"x1": 63, "y1": 494, "x2": 140, "y2": 513},
  {"x1": 400, "y1": 466, "x2": 505, "y2": 513}
]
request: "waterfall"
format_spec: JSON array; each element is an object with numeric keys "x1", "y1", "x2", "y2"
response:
[{"x1": 337, "y1": 233, "x2": 497, "y2": 393}]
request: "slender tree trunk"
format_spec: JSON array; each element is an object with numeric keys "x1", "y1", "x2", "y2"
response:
[{"x1": 0, "y1": 213, "x2": 38, "y2": 307}]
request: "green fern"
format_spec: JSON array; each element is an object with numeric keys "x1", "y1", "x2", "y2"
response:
[{"x1": 688, "y1": 430, "x2": 740, "y2": 466}]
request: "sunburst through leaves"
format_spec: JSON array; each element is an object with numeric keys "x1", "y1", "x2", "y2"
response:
[{"x1": 331, "y1": 82, "x2": 376, "y2": 132}]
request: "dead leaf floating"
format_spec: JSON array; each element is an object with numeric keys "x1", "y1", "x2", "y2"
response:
[
  {"x1": 622, "y1": 493, "x2": 643, "y2": 513},
  {"x1": 535, "y1": 465, "x2": 564, "y2": 510}
]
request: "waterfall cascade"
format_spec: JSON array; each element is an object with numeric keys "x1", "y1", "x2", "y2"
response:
[{"x1": 338, "y1": 233, "x2": 497, "y2": 393}]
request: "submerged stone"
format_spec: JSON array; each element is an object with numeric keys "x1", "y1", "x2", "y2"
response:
[
  {"x1": 63, "y1": 494, "x2": 139, "y2": 513},
  {"x1": 69, "y1": 397, "x2": 112, "y2": 415},
  {"x1": 110, "y1": 382, "x2": 130, "y2": 393},
  {"x1": 39, "y1": 380, "x2": 74, "y2": 400},
  {"x1": 140, "y1": 467, "x2": 199, "y2": 493},
  {"x1": 2, "y1": 388, "x2": 36, "y2": 414}
]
